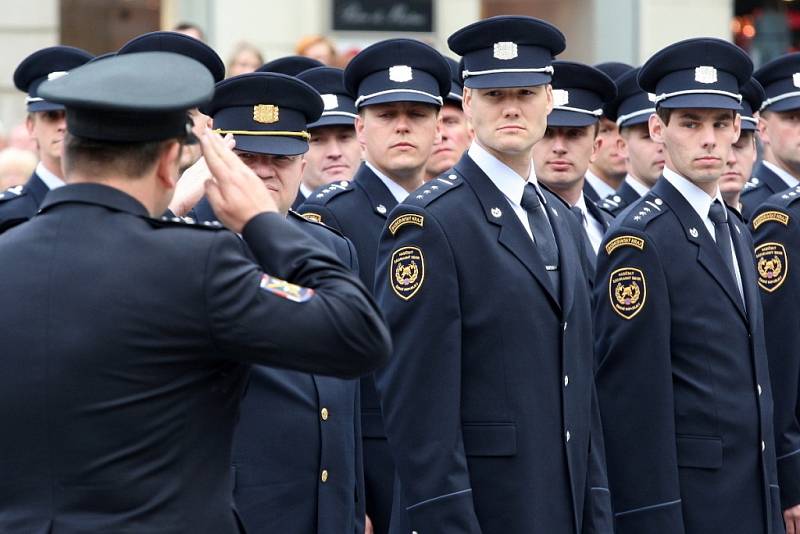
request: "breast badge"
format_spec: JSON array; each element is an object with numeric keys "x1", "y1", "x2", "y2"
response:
[
  {"x1": 755, "y1": 242, "x2": 787, "y2": 293},
  {"x1": 391, "y1": 246, "x2": 424, "y2": 301},
  {"x1": 609, "y1": 267, "x2": 646, "y2": 319}
]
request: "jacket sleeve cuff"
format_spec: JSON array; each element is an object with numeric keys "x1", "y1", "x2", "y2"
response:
[
  {"x1": 778, "y1": 448, "x2": 800, "y2": 509},
  {"x1": 407, "y1": 489, "x2": 482, "y2": 534},
  {"x1": 614, "y1": 499, "x2": 685, "y2": 534}
]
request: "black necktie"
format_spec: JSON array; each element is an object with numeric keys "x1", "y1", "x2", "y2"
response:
[
  {"x1": 708, "y1": 200, "x2": 743, "y2": 303},
  {"x1": 520, "y1": 183, "x2": 560, "y2": 299},
  {"x1": 570, "y1": 206, "x2": 597, "y2": 266}
]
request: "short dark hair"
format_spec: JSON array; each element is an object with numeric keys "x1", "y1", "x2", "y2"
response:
[
  {"x1": 656, "y1": 107, "x2": 672, "y2": 125},
  {"x1": 173, "y1": 22, "x2": 205, "y2": 41},
  {"x1": 63, "y1": 133, "x2": 175, "y2": 179}
]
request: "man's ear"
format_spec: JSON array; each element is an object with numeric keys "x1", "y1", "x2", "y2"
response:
[
  {"x1": 355, "y1": 113, "x2": 367, "y2": 148},
  {"x1": 731, "y1": 113, "x2": 742, "y2": 144},
  {"x1": 544, "y1": 84, "x2": 554, "y2": 115},
  {"x1": 649, "y1": 113, "x2": 665, "y2": 144},
  {"x1": 25, "y1": 114, "x2": 35, "y2": 136},
  {"x1": 590, "y1": 135, "x2": 603, "y2": 163},
  {"x1": 757, "y1": 114, "x2": 770, "y2": 147},
  {"x1": 155, "y1": 141, "x2": 182, "y2": 189},
  {"x1": 462, "y1": 87, "x2": 473, "y2": 123},
  {"x1": 616, "y1": 135, "x2": 628, "y2": 160}
]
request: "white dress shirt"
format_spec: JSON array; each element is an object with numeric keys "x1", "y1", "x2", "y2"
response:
[
  {"x1": 365, "y1": 161, "x2": 409, "y2": 204},
  {"x1": 585, "y1": 169, "x2": 616, "y2": 199},
  {"x1": 662, "y1": 166, "x2": 743, "y2": 298},
  {"x1": 625, "y1": 174, "x2": 650, "y2": 197},
  {"x1": 574, "y1": 193, "x2": 605, "y2": 253},
  {"x1": 35, "y1": 162, "x2": 65, "y2": 190},
  {"x1": 762, "y1": 160, "x2": 800, "y2": 188},
  {"x1": 298, "y1": 182, "x2": 313, "y2": 199}
]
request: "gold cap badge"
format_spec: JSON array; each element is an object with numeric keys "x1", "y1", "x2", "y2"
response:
[{"x1": 253, "y1": 104, "x2": 279, "y2": 124}]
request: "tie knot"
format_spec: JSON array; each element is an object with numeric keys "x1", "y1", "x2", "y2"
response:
[
  {"x1": 708, "y1": 200, "x2": 727, "y2": 224},
  {"x1": 521, "y1": 183, "x2": 542, "y2": 211},
  {"x1": 570, "y1": 206, "x2": 584, "y2": 219}
]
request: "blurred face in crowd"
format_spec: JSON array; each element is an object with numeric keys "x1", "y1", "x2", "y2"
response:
[
  {"x1": 235, "y1": 149, "x2": 305, "y2": 214},
  {"x1": 303, "y1": 125, "x2": 361, "y2": 190},
  {"x1": 650, "y1": 108, "x2": 740, "y2": 194},
  {"x1": 26, "y1": 109, "x2": 66, "y2": 174},
  {"x1": 759, "y1": 109, "x2": 800, "y2": 177},
  {"x1": 302, "y1": 41, "x2": 335, "y2": 65},
  {"x1": 425, "y1": 101, "x2": 472, "y2": 180},
  {"x1": 463, "y1": 85, "x2": 553, "y2": 161},
  {"x1": 618, "y1": 122, "x2": 665, "y2": 187},
  {"x1": 589, "y1": 117, "x2": 627, "y2": 180},
  {"x1": 720, "y1": 130, "x2": 757, "y2": 207},
  {"x1": 356, "y1": 102, "x2": 439, "y2": 184},
  {"x1": 533, "y1": 124, "x2": 599, "y2": 199},
  {"x1": 228, "y1": 48, "x2": 262, "y2": 77}
]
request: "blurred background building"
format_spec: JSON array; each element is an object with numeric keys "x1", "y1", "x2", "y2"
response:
[{"x1": 0, "y1": 0, "x2": 793, "y2": 148}]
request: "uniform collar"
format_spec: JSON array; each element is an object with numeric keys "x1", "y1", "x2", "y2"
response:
[
  {"x1": 584, "y1": 168, "x2": 616, "y2": 199},
  {"x1": 574, "y1": 192, "x2": 590, "y2": 213},
  {"x1": 39, "y1": 182, "x2": 150, "y2": 216},
  {"x1": 624, "y1": 173, "x2": 651, "y2": 196},
  {"x1": 364, "y1": 161, "x2": 409, "y2": 204},
  {"x1": 762, "y1": 160, "x2": 800, "y2": 188},
  {"x1": 468, "y1": 141, "x2": 542, "y2": 207},
  {"x1": 662, "y1": 166, "x2": 725, "y2": 222},
  {"x1": 299, "y1": 182, "x2": 313, "y2": 199},
  {"x1": 35, "y1": 161, "x2": 65, "y2": 190}
]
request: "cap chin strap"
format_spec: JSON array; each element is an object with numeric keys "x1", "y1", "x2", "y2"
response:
[
  {"x1": 740, "y1": 115, "x2": 758, "y2": 125},
  {"x1": 760, "y1": 90, "x2": 800, "y2": 111},
  {"x1": 354, "y1": 89, "x2": 443, "y2": 108},
  {"x1": 320, "y1": 111, "x2": 358, "y2": 119},
  {"x1": 462, "y1": 66, "x2": 554, "y2": 79},
  {"x1": 212, "y1": 129, "x2": 311, "y2": 141},
  {"x1": 25, "y1": 96, "x2": 44, "y2": 103},
  {"x1": 653, "y1": 89, "x2": 742, "y2": 104},
  {"x1": 615, "y1": 107, "x2": 656, "y2": 127},
  {"x1": 553, "y1": 105, "x2": 603, "y2": 117}
]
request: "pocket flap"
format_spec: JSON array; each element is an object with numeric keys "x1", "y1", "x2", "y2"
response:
[
  {"x1": 462, "y1": 423, "x2": 517, "y2": 457},
  {"x1": 676, "y1": 435, "x2": 723, "y2": 469}
]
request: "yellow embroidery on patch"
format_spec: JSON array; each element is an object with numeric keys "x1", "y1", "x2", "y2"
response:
[
  {"x1": 752, "y1": 211, "x2": 790, "y2": 230},
  {"x1": 302, "y1": 212, "x2": 322, "y2": 223},
  {"x1": 605, "y1": 235, "x2": 645, "y2": 255},
  {"x1": 755, "y1": 242, "x2": 788, "y2": 293},
  {"x1": 391, "y1": 246, "x2": 424, "y2": 301},
  {"x1": 253, "y1": 104, "x2": 279, "y2": 124},
  {"x1": 609, "y1": 267, "x2": 647, "y2": 320},
  {"x1": 389, "y1": 214, "x2": 424, "y2": 235}
]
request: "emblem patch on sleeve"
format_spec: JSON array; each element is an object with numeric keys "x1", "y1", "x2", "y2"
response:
[
  {"x1": 605, "y1": 235, "x2": 645, "y2": 255},
  {"x1": 260, "y1": 274, "x2": 315, "y2": 303},
  {"x1": 752, "y1": 211, "x2": 789, "y2": 230},
  {"x1": 609, "y1": 267, "x2": 647, "y2": 319},
  {"x1": 755, "y1": 242, "x2": 788, "y2": 293},
  {"x1": 389, "y1": 214, "x2": 424, "y2": 235},
  {"x1": 391, "y1": 246, "x2": 424, "y2": 300},
  {"x1": 302, "y1": 213, "x2": 322, "y2": 224}
]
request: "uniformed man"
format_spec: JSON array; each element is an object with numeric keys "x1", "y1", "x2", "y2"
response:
[
  {"x1": 372, "y1": 16, "x2": 613, "y2": 533},
  {"x1": 424, "y1": 56, "x2": 473, "y2": 182},
  {"x1": 179, "y1": 70, "x2": 367, "y2": 534},
  {"x1": 257, "y1": 55, "x2": 324, "y2": 76},
  {"x1": 0, "y1": 51, "x2": 391, "y2": 533},
  {"x1": 583, "y1": 61, "x2": 633, "y2": 203},
  {"x1": 741, "y1": 52, "x2": 800, "y2": 220},
  {"x1": 0, "y1": 45, "x2": 93, "y2": 232},
  {"x1": 721, "y1": 79, "x2": 765, "y2": 211},
  {"x1": 298, "y1": 38, "x2": 451, "y2": 534},
  {"x1": 594, "y1": 38, "x2": 784, "y2": 533},
  {"x1": 292, "y1": 67, "x2": 362, "y2": 210},
  {"x1": 598, "y1": 67, "x2": 664, "y2": 216},
  {"x1": 532, "y1": 60, "x2": 617, "y2": 264}
]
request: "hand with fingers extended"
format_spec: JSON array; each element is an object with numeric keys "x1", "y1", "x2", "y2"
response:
[
  {"x1": 201, "y1": 131, "x2": 279, "y2": 232},
  {"x1": 786, "y1": 504, "x2": 800, "y2": 534},
  {"x1": 169, "y1": 133, "x2": 235, "y2": 216}
]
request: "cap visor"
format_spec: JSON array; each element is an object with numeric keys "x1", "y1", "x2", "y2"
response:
[
  {"x1": 308, "y1": 114, "x2": 356, "y2": 129},
  {"x1": 360, "y1": 91, "x2": 441, "y2": 108},
  {"x1": 28, "y1": 100, "x2": 65, "y2": 112},
  {"x1": 658, "y1": 94, "x2": 742, "y2": 111},
  {"x1": 619, "y1": 114, "x2": 652, "y2": 129},
  {"x1": 233, "y1": 134, "x2": 308, "y2": 156},
  {"x1": 740, "y1": 117, "x2": 758, "y2": 131},
  {"x1": 547, "y1": 109, "x2": 599, "y2": 128},
  {"x1": 464, "y1": 71, "x2": 551, "y2": 89},
  {"x1": 763, "y1": 95, "x2": 800, "y2": 113}
]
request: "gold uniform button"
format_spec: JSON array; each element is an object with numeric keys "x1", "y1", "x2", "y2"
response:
[
  {"x1": 321, "y1": 469, "x2": 329, "y2": 483},
  {"x1": 321, "y1": 408, "x2": 329, "y2": 421}
]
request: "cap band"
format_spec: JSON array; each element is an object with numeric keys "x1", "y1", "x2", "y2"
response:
[
  {"x1": 654, "y1": 89, "x2": 742, "y2": 104},
  {"x1": 616, "y1": 107, "x2": 656, "y2": 126},
  {"x1": 321, "y1": 110, "x2": 358, "y2": 119},
  {"x1": 760, "y1": 90, "x2": 800, "y2": 111},
  {"x1": 212, "y1": 128, "x2": 311, "y2": 140},
  {"x1": 25, "y1": 96, "x2": 44, "y2": 103},
  {"x1": 741, "y1": 115, "x2": 758, "y2": 125},
  {"x1": 553, "y1": 105, "x2": 603, "y2": 117},
  {"x1": 354, "y1": 88, "x2": 443, "y2": 108},
  {"x1": 448, "y1": 92, "x2": 463, "y2": 101},
  {"x1": 462, "y1": 66, "x2": 554, "y2": 80}
]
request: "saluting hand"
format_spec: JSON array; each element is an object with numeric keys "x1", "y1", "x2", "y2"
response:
[
  {"x1": 786, "y1": 504, "x2": 800, "y2": 534},
  {"x1": 169, "y1": 133, "x2": 235, "y2": 216},
  {"x1": 201, "y1": 131, "x2": 279, "y2": 232}
]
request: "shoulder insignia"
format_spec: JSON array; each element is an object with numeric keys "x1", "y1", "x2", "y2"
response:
[
  {"x1": 609, "y1": 267, "x2": 647, "y2": 319},
  {"x1": 605, "y1": 235, "x2": 645, "y2": 255},
  {"x1": 742, "y1": 177, "x2": 766, "y2": 195},
  {"x1": 389, "y1": 213, "x2": 424, "y2": 235},
  {"x1": 287, "y1": 209, "x2": 346, "y2": 238},
  {"x1": 391, "y1": 245, "x2": 424, "y2": 300},
  {"x1": 260, "y1": 274, "x2": 315, "y2": 303},
  {"x1": 775, "y1": 185, "x2": 800, "y2": 207},
  {"x1": 621, "y1": 195, "x2": 667, "y2": 229},
  {"x1": 143, "y1": 215, "x2": 224, "y2": 230},
  {"x1": 302, "y1": 181, "x2": 353, "y2": 206},
  {"x1": 755, "y1": 242, "x2": 788, "y2": 293},
  {"x1": 405, "y1": 173, "x2": 462, "y2": 209},
  {"x1": 0, "y1": 185, "x2": 26, "y2": 202},
  {"x1": 302, "y1": 212, "x2": 323, "y2": 223},
  {"x1": 752, "y1": 210, "x2": 790, "y2": 230}
]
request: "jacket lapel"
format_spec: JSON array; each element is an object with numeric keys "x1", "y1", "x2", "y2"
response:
[
  {"x1": 26, "y1": 172, "x2": 51, "y2": 207},
  {"x1": 543, "y1": 189, "x2": 578, "y2": 317},
  {"x1": 352, "y1": 164, "x2": 398, "y2": 220},
  {"x1": 454, "y1": 156, "x2": 560, "y2": 311},
  {"x1": 753, "y1": 161, "x2": 790, "y2": 196},
  {"x1": 729, "y1": 214, "x2": 759, "y2": 328}
]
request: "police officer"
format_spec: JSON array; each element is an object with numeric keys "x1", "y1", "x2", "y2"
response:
[
  {"x1": 721, "y1": 78, "x2": 765, "y2": 211},
  {"x1": 373, "y1": 16, "x2": 613, "y2": 533},
  {"x1": 0, "y1": 51, "x2": 391, "y2": 534},
  {"x1": 598, "y1": 67, "x2": 664, "y2": 216},
  {"x1": 741, "y1": 52, "x2": 800, "y2": 220},
  {"x1": 298, "y1": 38, "x2": 451, "y2": 534},
  {"x1": 184, "y1": 70, "x2": 367, "y2": 534},
  {"x1": 594, "y1": 38, "x2": 784, "y2": 533},
  {"x1": 0, "y1": 46, "x2": 93, "y2": 232},
  {"x1": 424, "y1": 56, "x2": 473, "y2": 182},
  {"x1": 584, "y1": 61, "x2": 633, "y2": 203},
  {"x1": 532, "y1": 60, "x2": 617, "y2": 263}
]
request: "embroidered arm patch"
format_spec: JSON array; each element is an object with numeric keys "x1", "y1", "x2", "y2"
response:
[
  {"x1": 260, "y1": 274, "x2": 315, "y2": 302},
  {"x1": 609, "y1": 267, "x2": 647, "y2": 319},
  {"x1": 755, "y1": 242, "x2": 788, "y2": 293},
  {"x1": 391, "y1": 246, "x2": 424, "y2": 300}
]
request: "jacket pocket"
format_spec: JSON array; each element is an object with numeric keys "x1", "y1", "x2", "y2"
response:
[
  {"x1": 676, "y1": 435, "x2": 723, "y2": 469},
  {"x1": 462, "y1": 422, "x2": 517, "y2": 457}
]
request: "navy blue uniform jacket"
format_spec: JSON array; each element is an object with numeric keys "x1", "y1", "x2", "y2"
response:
[
  {"x1": 0, "y1": 171, "x2": 50, "y2": 232},
  {"x1": 373, "y1": 154, "x2": 613, "y2": 534},
  {"x1": 594, "y1": 178, "x2": 784, "y2": 534},
  {"x1": 0, "y1": 184, "x2": 390, "y2": 534},
  {"x1": 742, "y1": 161, "x2": 792, "y2": 222},
  {"x1": 597, "y1": 180, "x2": 641, "y2": 217}
]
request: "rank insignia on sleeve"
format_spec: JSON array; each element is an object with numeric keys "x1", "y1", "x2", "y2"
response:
[
  {"x1": 302, "y1": 213, "x2": 322, "y2": 224},
  {"x1": 609, "y1": 267, "x2": 646, "y2": 319},
  {"x1": 752, "y1": 211, "x2": 789, "y2": 230},
  {"x1": 389, "y1": 214, "x2": 424, "y2": 235},
  {"x1": 260, "y1": 274, "x2": 315, "y2": 303},
  {"x1": 755, "y1": 242, "x2": 788, "y2": 293},
  {"x1": 391, "y1": 246, "x2": 424, "y2": 301},
  {"x1": 605, "y1": 235, "x2": 645, "y2": 255}
]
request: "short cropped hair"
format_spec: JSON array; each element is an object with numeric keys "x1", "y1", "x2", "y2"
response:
[{"x1": 63, "y1": 133, "x2": 175, "y2": 179}]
